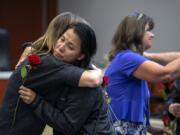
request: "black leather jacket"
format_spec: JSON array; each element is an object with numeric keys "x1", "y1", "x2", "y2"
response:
[
  {"x1": 0, "y1": 54, "x2": 84, "y2": 135},
  {"x1": 31, "y1": 86, "x2": 115, "y2": 135},
  {"x1": 0, "y1": 54, "x2": 114, "y2": 135}
]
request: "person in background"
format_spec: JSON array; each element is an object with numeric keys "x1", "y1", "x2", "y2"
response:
[
  {"x1": 168, "y1": 77, "x2": 180, "y2": 135},
  {"x1": 144, "y1": 52, "x2": 180, "y2": 134},
  {"x1": 104, "y1": 12, "x2": 180, "y2": 135},
  {"x1": 0, "y1": 12, "x2": 114, "y2": 135}
]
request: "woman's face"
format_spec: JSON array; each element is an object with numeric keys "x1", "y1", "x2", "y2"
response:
[
  {"x1": 53, "y1": 28, "x2": 85, "y2": 63},
  {"x1": 142, "y1": 23, "x2": 154, "y2": 50}
]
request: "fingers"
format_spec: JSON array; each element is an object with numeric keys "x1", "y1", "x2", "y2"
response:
[
  {"x1": 15, "y1": 63, "x2": 20, "y2": 69},
  {"x1": 18, "y1": 86, "x2": 36, "y2": 104},
  {"x1": 19, "y1": 95, "x2": 32, "y2": 104},
  {"x1": 174, "y1": 106, "x2": 180, "y2": 116},
  {"x1": 169, "y1": 103, "x2": 180, "y2": 117},
  {"x1": 15, "y1": 60, "x2": 21, "y2": 69},
  {"x1": 162, "y1": 128, "x2": 172, "y2": 135},
  {"x1": 15, "y1": 46, "x2": 33, "y2": 69},
  {"x1": 15, "y1": 59, "x2": 26, "y2": 69},
  {"x1": 19, "y1": 85, "x2": 32, "y2": 91}
]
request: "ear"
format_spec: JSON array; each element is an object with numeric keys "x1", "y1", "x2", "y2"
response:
[{"x1": 77, "y1": 54, "x2": 85, "y2": 60}]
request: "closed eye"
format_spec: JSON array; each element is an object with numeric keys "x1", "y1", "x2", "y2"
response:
[
  {"x1": 60, "y1": 36, "x2": 65, "y2": 42},
  {"x1": 66, "y1": 43, "x2": 75, "y2": 50}
]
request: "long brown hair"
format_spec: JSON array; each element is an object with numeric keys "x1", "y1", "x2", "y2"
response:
[
  {"x1": 31, "y1": 12, "x2": 89, "y2": 55},
  {"x1": 109, "y1": 12, "x2": 154, "y2": 61}
]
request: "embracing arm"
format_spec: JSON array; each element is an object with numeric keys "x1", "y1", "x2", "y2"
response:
[
  {"x1": 133, "y1": 57, "x2": 180, "y2": 83},
  {"x1": 63, "y1": 64, "x2": 103, "y2": 88},
  {"x1": 15, "y1": 46, "x2": 33, "y2": 69},
  {"x1": 79, "y1": 67, "x2": 103, "y2": 87},
  {"x1": 19, "y1": 86, "x2": 97, "y2": 134},
  {"x1": 144, "y1": 51, "x2": 180, "y2": 65}
]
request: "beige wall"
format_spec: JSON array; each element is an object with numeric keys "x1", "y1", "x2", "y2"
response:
[{"x1": 59, "y1": 0, "x2": 180, "y2": 67}]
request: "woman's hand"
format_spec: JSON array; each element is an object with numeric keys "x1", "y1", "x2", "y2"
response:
[
  {"x1": 15, "y1": 46, "x2": 33, "y2": 69},
  {"x1": 18, "y1": 85, "x2": 37, "y2": 104},
  {"x1": 169, "y1": 103, "x2": 180, "y2": 117},
  {"x1": 79, "y1": 64, "x2": 103, "y2": 88},
  {"x1": 148, "y1": 124, "x2": 172, "y2": 135}
]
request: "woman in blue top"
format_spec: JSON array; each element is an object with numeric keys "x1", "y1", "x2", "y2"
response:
[{"x1": 105, "y1": 12, "x2": 180, "y2": 135}]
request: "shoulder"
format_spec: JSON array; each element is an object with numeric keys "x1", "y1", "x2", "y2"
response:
[
  {"x1": 116, "y1": 50, "x2": 144, "y2": 59},
  {"x1": 113, "y1": 50, "x2": 147, "y2": 65},
  {"x1": 41, "y1": 54, "x2": 69, "y2": 68},
  {"x1": 68, "y1": 86, "x2": 101, "y2": 99}
]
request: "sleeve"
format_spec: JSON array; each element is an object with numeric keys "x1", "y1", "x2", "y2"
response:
[
  {"x1": 56, "y1": 65, "x2": 85, "y2": 87},
  {"x1": 117, "y1": 51, "x2": 148, "y2": 76},
  {"x1": 29, "y1": 87, "x2": 97, "y2": 134}
]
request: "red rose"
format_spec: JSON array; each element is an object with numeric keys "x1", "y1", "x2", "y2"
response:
[
  {"x1": 12, "y1": 54, "x2": 42, "y2": 127},
  {"x1": 28, "y1": 54, "x2": 41, "y2": 67},
  {"x1": 102, "y1": 76, "x2": 109, "y2": 86},
  {"x1": 162, "y1": 115, "x2": 171, "y2": 126}
]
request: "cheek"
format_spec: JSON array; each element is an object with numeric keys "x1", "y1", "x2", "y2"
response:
[
  {"x1": 68, "y1": 52, "x2": 79, "y2": 61},
  {"x1": 69, "y1": 52, "x2": 80, "y2": 60},
  {"x1": 54, "y1": 43, "x2": 59, "y2": 51},
  {"x1": 142, "y1": 37, "x2": 146, "y2": 45},
  {"x1": 53, "y1": 46, "x2": 57, "y2": 54},
  {"x1": 53, "y1": 46, "x2": 59, "y2": 54},
  {"x1": 54, "y1": 46, "x2": 57, "y2": 51},
  {"x1": 142, "y1": 35, "x2": 148, "y2": 44},
  {"x1": 64, "y1": 51, "x2": 79, "y2": 61}
]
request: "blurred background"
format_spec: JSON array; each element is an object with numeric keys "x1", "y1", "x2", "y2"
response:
[
  {"x1": 0, "y1": 0, "x2": 180, "y2": 70},
  {"x1": 59, "y1": 0, "x2": 180, "y2": 67}
]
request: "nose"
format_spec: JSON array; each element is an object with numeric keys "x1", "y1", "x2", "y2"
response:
[
  {"x1": 59, "y1": 43, "x2": 66, "y2": 52},
  {"x1": 151, "y1": 33, "x2": 155, "y2": 38}
]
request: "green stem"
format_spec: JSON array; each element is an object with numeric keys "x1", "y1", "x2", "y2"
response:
[
  {"x1": 11, "y1": 97, "x2": 20, "y2": 128},
  {"x1": 11, "y1": 66, "x2": 31, "y2": 128}
]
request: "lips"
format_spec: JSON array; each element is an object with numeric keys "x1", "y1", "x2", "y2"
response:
[{"x1": 54, "y1": 52, "x2": 64, "y2": 60}]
